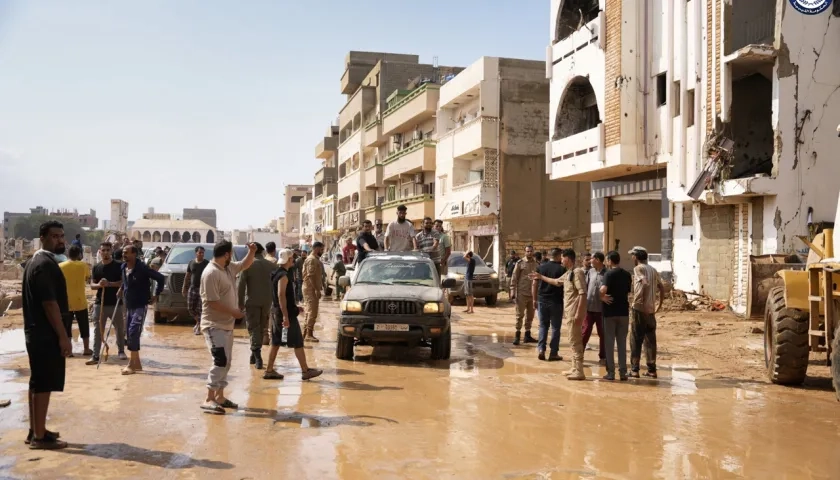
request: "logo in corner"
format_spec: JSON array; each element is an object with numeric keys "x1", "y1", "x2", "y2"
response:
[{"x1": 789, "y1": 0, "x2": 832, "y2": 15}]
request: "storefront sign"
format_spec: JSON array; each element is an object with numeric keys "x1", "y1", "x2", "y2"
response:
[{"x1": 450, "y1": 203, "x2": 461, "y2": 216}]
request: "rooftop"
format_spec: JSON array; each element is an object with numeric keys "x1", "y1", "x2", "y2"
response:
[{"x1": 130, "y1": 219, "x2": 215, "y2": 230}]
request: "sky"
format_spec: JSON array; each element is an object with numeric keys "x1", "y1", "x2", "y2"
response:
[{"x1": 0, "y1": 0, "x2": 546, "y2": 231}]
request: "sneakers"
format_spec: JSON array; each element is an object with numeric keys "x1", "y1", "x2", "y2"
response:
[
  {"x1": 547, "y1": 353, "x2": 563, "y2": 362},
  {"x1": 512, "y1": 331, "x2": 521, "y2": 346},
  {"x1": 302, "y1": 368, "x2": 323, "y2": 380},
  {"x1": 603, "y1": 373, "x2": 616, "y2": 381},
  {"x1": 304, "y1": 331, "x2": 320, "y2": 343},
  {"x1": 200, "y1": 401, "x2": 225, "y2": 414},
  {"x1": 25, "y1": 429, "x2": 59, "y2": 445},
  {"x1": 263, "y1": 370, "x2": 284, "y2": 380},
  {"x1": 537, "y1": 351, "x2": 546, "y2": 361},
  {"x1": 85, "y1": 357, "x2": 99, "y2": 366},
  {"x1": 118, "y1": 352, "x2": 128, "y2": 361},
  {"x1": 643, "y1": 371, "x2": 658, "y2": 379},
  {"x1": 249, "y1": 353, "x2": 256, "y2": 365},
  {"x1": 523, "y1": 332, "x2": 537, "y2": 344},
  {"x1": 566, "y1": 359, "x2": 586, "y2": 381},
  {"x1": 629, "y1": 371, "x2": 640, "y2": 378},
  {"x1": 254, "y1": 352, "x2": 264, "y2": 370}
]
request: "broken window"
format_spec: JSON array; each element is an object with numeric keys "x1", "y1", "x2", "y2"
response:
[
  {"x1": 555, "y1": 0, "x2": 600, "y2": 43},
  {"x1": 729, "y1": 73, "x2": 773, "y2": 179},
  {"x1": 553, "y1": 77, "x2": 601, "y2": 140},
  {"x1": 656, "y1": 73, "x2": 667, "y2": 107},
  {"x1": 727, "y1": 0, "x2": 775, "y2": 54}
]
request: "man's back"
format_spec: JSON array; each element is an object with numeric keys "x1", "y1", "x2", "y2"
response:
[
  {"x1": 632, "y1": 263, "x2": 661, "y2": 314},
  {"x1": 239, "y1": 257, "x2": 275, "y2": 307},
  {"x1": 59, "y1": 260, "x2": 89, "y2": 312}
]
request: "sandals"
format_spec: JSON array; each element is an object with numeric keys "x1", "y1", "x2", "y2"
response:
[
  {"x1": 29, "y1": 436, "x2": 68, "y2": 450},
  {"x1": 263, "y1": 370, "x2": 285, "y2": 380},
  {"x1": 25, "y1": 429, "x2": 59, "y2": 445},
  {"x1": 121, "y1": 367, "x2": 136, "y2": 375},
  {"x1": 219, "y1": 399, "x2": 239, "y2": 409},
  {"x1": 200, "y1": 401, "x2": 225, "y2": 414}
]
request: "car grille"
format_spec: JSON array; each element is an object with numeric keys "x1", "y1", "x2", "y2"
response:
[
  {"x1": 365, "y1": 300, "x2": 418, "y2": 315},
  {"x1": 170, "y1": 273, "x2": 186, "y2": 294},
  {"x1": 473, "y1": 273, "x2": 492, "y2": 281}
]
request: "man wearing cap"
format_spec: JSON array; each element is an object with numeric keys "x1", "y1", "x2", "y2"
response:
[
  {"x1": 302, "y1": 241, "x2": 325, "y2": 342},
  {"x1": 628, "y1": 246, "x2": 665, "y2": 379},
  {"x1": 384, "y1": 205, "x2": 415, "y2": 252},
  {"x1": 510, "y1": 245, "x2": 539, "y2": 345}
]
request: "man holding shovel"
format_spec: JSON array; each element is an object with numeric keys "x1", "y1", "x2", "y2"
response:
[{"x1": 86, "y1": 242, "x2": 125, "y2": 365}]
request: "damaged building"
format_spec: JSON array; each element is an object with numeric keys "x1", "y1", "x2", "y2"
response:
[{"x1": 548, "y1": 0, "x2": 840, "y2": 314}]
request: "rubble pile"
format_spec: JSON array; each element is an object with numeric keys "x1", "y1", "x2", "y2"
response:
[{"x1": 664, "y1": 289, "x2": 727, "y2": 312}]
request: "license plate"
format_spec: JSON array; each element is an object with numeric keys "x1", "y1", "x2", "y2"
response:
[{"x1": 374, "y1": 323, "x2": 409, "y2": 332}]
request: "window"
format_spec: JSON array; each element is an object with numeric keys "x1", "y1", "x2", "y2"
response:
[
  {"x1": 656, "y1": 73, "x2": 667, "y2": 107},
  {"x1": 673, "y1": 81, "x2": 681, "y2": 117},
  {"x1": 438, "y1": 176, "x2": 447, "y2": 196},
  {"x1": 686, "y1": 89, "x2": 696, "y2": 127},
  {"x1": 291, "y1": 195, "x2": 303, "y2": 203},
  {"x1": 356, "y1": 260, "x2": 436, "y2": 287},
  {"x1": 682, "y1": 204, "x2": 693, "y2": 226}
]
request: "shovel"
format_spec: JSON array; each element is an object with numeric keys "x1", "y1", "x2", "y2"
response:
[{"x1": 97, "y1": 295, "x2": 122, "y2": 369}]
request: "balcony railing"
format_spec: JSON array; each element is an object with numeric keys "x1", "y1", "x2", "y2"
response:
[
  {"x1": 382, "y1": 83, "x2": 439, "y2": 119},
  {"x1": 551, "y1": 124, "x2": 603, "y2": 162},
  {"x1": 383, "y1": 139, "x2": 436, "y2": 165},
  {"x1": 382, "y1": 193, "x2": 433, "y2": 209},
  {"x1": 551, "y1": 15, "x2": 602, "y2": 66},
  {"x1": 729, "y1": 10, "x2": 774, "y2": 53}
]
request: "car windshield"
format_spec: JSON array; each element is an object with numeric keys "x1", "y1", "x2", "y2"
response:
[
  {"x1": 355, "y1": 260, "x2": 437, "y2": 287},
  {"x1": 164, "y1": 245, "x2": 248, "y2": 264},
  {"x1": 448, "y1": 254, "x2": 487, "y2": 268}
]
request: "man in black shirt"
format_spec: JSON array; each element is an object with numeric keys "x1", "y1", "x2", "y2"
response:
[
  {"x1": 183, "y1": 246, "x2": 209, "y2": 335},
  {"x1": 529, "y1": 248, "x2": 566, "y2": 361},
  {"x1": 355, "y1": 220, "x2": 379, "y2": 265},
  {"x1": 23, "y1": 221, "x2": 71, "y2": 450},
  {"x1": 87, "y1": 241, "x2": 126, "y2": 365},
  {"x1": 263, "y1": 249, "x2": 322, "y2": 381},
  {"x1": 600, "y1": 250, "x2": 632, "y2": 381}
]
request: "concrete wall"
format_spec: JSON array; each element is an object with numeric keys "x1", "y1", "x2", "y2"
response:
[
  {"x1": 612, "y1": 200, "x2": 662, "y2": 253},
  {"x1": 698, "y1": 204, "x2": 735, "y2": 301}
]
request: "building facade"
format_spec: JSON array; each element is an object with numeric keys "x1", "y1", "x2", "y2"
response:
[
  {"x1": 183, "y1": 208, "x2": 217, "y2": 228},
  {"x1": 109, "y1": 199, "x2": 129, "y2": 233},
  {"x1": 129, "y1": 219, "x2": 217, "y2": 245},
  {"x1": 283, "y1": 184, "x2": 314, "y2": 237},
  {"x1": 548, "y1": 0, "x2": 840, "y2": 314},
  {"x1": 436, "y1": 56, "x2": 590, "y2": 268},
  {"x1": 314, "y1": 125, "x2": 340, "y2": 244}
]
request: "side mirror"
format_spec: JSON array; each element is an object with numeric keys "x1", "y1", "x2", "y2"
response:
[
  {"x1": 338, "y1": 276, "x2": 351, "y2": 288},
  {"x1": 441, "y1": 278, "x2": 456, "y2": 289},
  {"x1": 487, "y1": 263, "x2": 493, "y2": 268}
]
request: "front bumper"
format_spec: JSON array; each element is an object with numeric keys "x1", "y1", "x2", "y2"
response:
[
  {"x1": 448, "y1": 279, "x2": 500, "y2": 298},
  {"x1": 338, "y1": 314, "x2": 449, "y2": 342},
  {"x1": 156, "y1": 291, "x2": 189, "y2": 317}
]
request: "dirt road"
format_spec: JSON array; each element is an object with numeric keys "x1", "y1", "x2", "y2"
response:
[{"x1": 1, "y1": 299, "x2": 839, "y2": 479}]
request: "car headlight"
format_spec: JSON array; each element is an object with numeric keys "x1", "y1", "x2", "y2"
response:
[
  {"x1": 447, "y1": 272, "x2": 464, "y2": 280},
  {"x1": 340, "y1": 300, "x2": 363, "y2": 313},
  {"x1": 490, "y1": 273, "x2": 498, "y2": 279},
  {"x1": 423, "y1": 302, "x2": 443, "y2": 314}
]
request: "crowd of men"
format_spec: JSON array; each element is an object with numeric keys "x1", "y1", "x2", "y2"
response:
[{"x1": 508, "y1": 245, "x2": 664, "y2": 381}]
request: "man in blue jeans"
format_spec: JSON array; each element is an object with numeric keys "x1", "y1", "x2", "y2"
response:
[
  {"x1": 529, "y1": 248, "x2": 566, "y2": 361},
  {"x1": 120, "y1": 245, "x2": 164, "y2": 375}
]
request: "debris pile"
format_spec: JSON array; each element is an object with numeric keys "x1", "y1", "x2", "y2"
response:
[{"x1": 664, "y1": 290, "x2": 728, "y2": 312}]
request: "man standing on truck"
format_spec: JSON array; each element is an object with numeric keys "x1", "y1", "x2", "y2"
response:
[
  {"x1": 414, "y1": 217, "x2": 441, "y2": 274},
  {"x1": 237, "y1": 243, "x2": 276, "y2": 370},
  {"x1": 302, "y1": 242, "x2": 324, "y2": 342},
  {"x1": 183, "y1": 246, "x2": 209, "y2": 336},
  {"x1": 510, "y1": 246, "x2": 538, "y2": 346},
  {"x1": 374, "y1": 219, "x2": 386, "y2": 251},
  {"x1": 628, "y1": 246, "x2": 665, "y2": 379},
  {"x1": 120, "y1": 245, "x2": 165, "y2": 375},
  {"x1": 384, "y1": 205, "x2": 415, "y2": 252},
  {"x1": 355, "y1": 220, "x2": 378, "y2": 265},
  {"x1": 434, "y1": 220, "x2": 452, "y2": 276}
]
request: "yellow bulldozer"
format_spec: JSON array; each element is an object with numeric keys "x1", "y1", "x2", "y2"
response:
[{"x1": 765, "y1": 213, "x2": 840, "y2": 401}]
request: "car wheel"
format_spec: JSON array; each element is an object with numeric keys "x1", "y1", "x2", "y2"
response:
[
  {"x1": 431, "y1": 327, "x2": 451, "y2": 360},
  {"x1": 336, "y1": 330, "x2": 354, "y2": 360},
  {"x1": 485, "y1": 294, "x2": 498, "y2": 306},
  {"x1": 153, "y1": 311, "x2": 166, "y2": 324}
]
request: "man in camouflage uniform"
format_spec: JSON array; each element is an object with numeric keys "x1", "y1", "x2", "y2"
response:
[
  {"x1": 561, "y1": 248, "x2": 587, "y2": 380},
  {"x1": 509, "y1": 245, "x2": 539, "y2": 345},
  {"x1": 302, "y1": 242, "x2": 324, "y2": 342}
]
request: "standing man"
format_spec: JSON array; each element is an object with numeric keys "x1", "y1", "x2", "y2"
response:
[
  {"x1": 374, "y1": 219, "x2": 386, "y2": 251},
  {"x1": 560, "y1": 249, "x2": 587, "y2": 380},
  {"x1": 265, "y1": 242, "x2": 279, "y2": 264},
  {"x1": 199, "y1": 241, "x2": 257, "y2": 414},
  {"x1": 23, "y1": 221, "x2": 71, "y2": 449},
  {"x1": 434, "y1": 220, "x2": 451, "y2": 277},
  {"x1": 330, "y1": 254, "x2": 347, "y2": 300},
  {"x1": 59, "y1": 245, "x2": 92, "y2": 357},
  {"x1": 355, "y1": 220, "x2": 378, "y2": 265},
  {"x1": 149, "y1": 248, "x2": 166, "y2": 270},
  {"x1": 183, "y1": 246, "x2": 209, "y2": 335},
  {"x1": 342, "y1": 237, "x2": 356, "y2": 265},
  {"x1": 583, "y1": 252, "x2": 592, "y2": 272},
  {"x1": 628, "y1": 246, "x2": 665, "y2": 379},
  {"x1": 510, "y1": 245, "x2": 539, "y2": 345},
  {"x1": 294, "y1": 250, "x2": 307, "y2": 303},
  {"x1": 582, "y1": 252, "x2": 606, "y2": 364},
  {"x1": 120, "y1": 245, "x2": 165, "y2": 375},
  {"x1": 505, "y1": 250, "x2": 520, "y2": 278},
  {"x1": 263, "y1": 249, "x2": 323, "y2": 381},
  {"x1": 529, "y1": 248, "x2": 566, "y2": 361},
  {"x1": 132, "y1": 239, "x2": 144, "y2": 260},
  {"x1": 600, "y1": 251, "x2": 632, "y2": 381},
  {"x1": 302, "y1": 241, "x2": 324, "y2": 342},
  {"x1": 87, "y1": 241, "x2": 126, "y2": 365},
  {"x1": 237, "y1": 243, "x2": 276, "y2": 370},
  {"x1": 384, "y1": 205, "x2": 415, "y2": 252},
  {"x1": 463, "y1": 251, "x2": 476, "y2": 314},
  {"x1": 414, "y1": 217, "x2": 441, "y2": 274},
  {"x1": 71, "y1": 233, "x2": 82, "y2": 251}
]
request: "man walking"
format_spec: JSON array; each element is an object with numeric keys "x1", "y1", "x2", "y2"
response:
[
  {"x1": 121, "y1": 245, "x2": 165, "y2": 375},
  {"x1": 528, "y1": 248, "x2": 565, "y2": 361},
  {"x1": 510, "y1": 245, "x2": 539, "y2": 345},
  {"x1": 384, "y1": 205, "x2": 415, "y2": 252},
  {"x1": 463, "y1": 251, "x2": 476, "y2": 314},
  {"x1": 263, "y1": 249, "x2": 323, "y2": 381},
  {"x1": 414, "y1": 217, "x2": 441, "y2": 274},
  {"x1": 600, "y1": 250, "x2": 632, "y2": 381},
  {"x1": 87, "y1": 241, "x2": 126, "y2": 365},
  {"x1": 302, "y1": 241, "x2": 324, "y2": 342},
  {"x1": 355, "y1": 220, "x2": 378, "y2": 265},
  {"x1": 330, "y1": 254, "x2": 347, "y2": 300},
  {"x1": 582, "y1": 251, "x2": 606, "y2": 364},
  {"x1": 374, "y1": 219, "x2": 386, "y2": 251},
  {"x1": 199, "y1": 241, "x2": 257, "y2": 414},
  {"x1": 434, "y1": 220, "x2": 451, "y2": 276},
  {"x1": 294, "y1": 250, "x2": 307, "y2": 303},
  {"x1": 628, "y1": 246, "x2": 665, "y2": 379},
  {"x1": 23, "y1": 221, "x2": 71, "y2": 449},
  {"x1": 237, "y1": 243, "x2": 276, "y2": 370},
  {"x1": 59, "y1": 245, "x2": 92, "y2": 357},
  {"x1": 183, "y1": 246, "x2": 209, "y2": 335}
]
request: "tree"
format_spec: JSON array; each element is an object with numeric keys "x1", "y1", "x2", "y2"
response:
[{"x1": 11, "y1": 215, "x2": 88, "y2": 243}]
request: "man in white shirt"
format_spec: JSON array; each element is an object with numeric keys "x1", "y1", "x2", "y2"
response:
[{"x1": 384, "y1": 205, "x2": 415, "y2": 252}]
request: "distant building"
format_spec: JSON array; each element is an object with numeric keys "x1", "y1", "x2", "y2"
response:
[
  {"x1": 183, "y1": 208, "x2": 217, "y2": 228},
  {"x1": 142, "y1": 212, "x2": 172, "y2": 220},
  {"x1": 110, "y1": 199, "x2": 129, "y2": 233},
  {"x1": 3, "y1": 206, "x2": 62, "y2": 238},
  {"x1": 284, "y1": 185, "x2": 312, "y2": 235},
  {"x1": 129, "y1": 219, "x2": 217, "y2": 245}
]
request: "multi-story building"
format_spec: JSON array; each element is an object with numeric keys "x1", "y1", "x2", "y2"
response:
[
  {"x1": 183, "y1": 208, "x2": 217, "y2": 228},
  {"x1": 129, "y1": 219, "x2": 217, "y2": 245},
  {"x1": 299, "y1": 188, "x2": 315, "y2": 245},
  {"x1": 548, "y1": 0, "x2": 840, "y2": 315},
  {"x1": 109, "y1": 199, "x2": 129, "y2": 233},
  {"x1": 283, "y1": 184, "x2": 313, "y2": 237},
  {"x1": 333, "y1": 51, "x2": 462, "y2": 235},
  {"x1": 436, "y1": 56, "x2": 590, "y2": 267},
  {"x1": 314, "y1": 125, "x2": 339, "y2": 243}
]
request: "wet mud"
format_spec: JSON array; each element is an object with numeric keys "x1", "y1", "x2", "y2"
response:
[{"x1": 1, "y1": 300, "x2": 839, "y2": 479}]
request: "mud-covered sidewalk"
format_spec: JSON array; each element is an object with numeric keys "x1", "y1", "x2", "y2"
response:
[{"x1": 1, "y1": 299, "x2": 839, "y2": 479}]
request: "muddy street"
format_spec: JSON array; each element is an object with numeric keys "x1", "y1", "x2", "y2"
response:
[{"x1": 1, "y1": 299, "x2": 839, "y2": 479}]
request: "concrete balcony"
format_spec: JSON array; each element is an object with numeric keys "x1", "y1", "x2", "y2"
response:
[
  {"x1": 365, "y1": 162, "x2": 383, "y2": 188},
  {"x1": 437, "y1": 117, "x2": 498, "y2": 160},
  {"x1": 381, "y1": 84, "x2": 440, "y2": 137},
  {"x1": 337, "y1": 168, "x2": 361, "y2": 200},
  {"x1": 314, "y1": 181, "x2": 337, "y2": 200},
  {"x1": 315, "y1": 136, "x2": 338, "y2": 159},
  {"x1": 549, "y1": 124, "x2": 657, "y2": 181},
  {"x1": 339, "y1": 87, "x2": 376, "y2": 131},
  {"x1": 364, "y1": 119, "x2": 383, "y2": 148},
  {"x1": 337, "y1": 208, "x2": 366, "y2": 230},
  {"x1": 314, "y1": 167, "x2": 337, "y2": 186},
  {"x1": 381, "y1": 194, "x2": 434, "y2": 222},
  {"x1": 364, "y1": 204, "x2": 382, "y2": 221},
  {"x1": 550, "y1": 15, "x2": 603, "y2": 67},
  {"x1": 382, "y1": 140, "x2": 436, "y2": 182},
  {"x1": 341, "y1": 64, "x2": 369, "y2": 95}
]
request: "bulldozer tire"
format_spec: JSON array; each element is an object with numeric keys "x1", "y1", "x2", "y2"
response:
[
  {"x1": 831, "y1": 320, "x2": 840, "y2": 401},
  {"x1": 764, "y1": 286, "x2": 810, "y2": 385}
]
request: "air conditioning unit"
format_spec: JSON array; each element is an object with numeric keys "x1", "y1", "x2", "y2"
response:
[
  {"x1": 413, "y1": 129, "x2": 423, "y2": 141},
  {"x1": 414, "y1": 172, "x2": 424, "y2": 184},
  {"x1": 392, "y1": 133, "x2": 402, "y2": 148}
]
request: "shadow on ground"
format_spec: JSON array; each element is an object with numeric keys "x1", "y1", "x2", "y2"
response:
[{"x1": 58, "y1": 443, "x2": 234, "y2": 470}]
